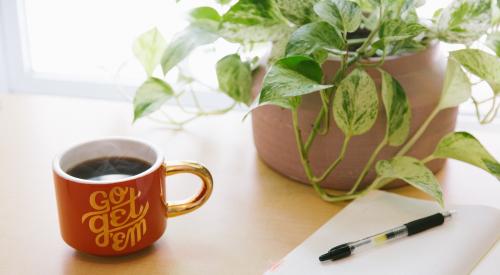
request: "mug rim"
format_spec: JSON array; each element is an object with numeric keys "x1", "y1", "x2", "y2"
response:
[{"x1": 53, "y1": 136, "x2": 164, "y2": 185}]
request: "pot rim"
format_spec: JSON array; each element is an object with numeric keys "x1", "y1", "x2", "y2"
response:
[{"x1": 326, "y1": 41, "x2": 439, "y2": 63}]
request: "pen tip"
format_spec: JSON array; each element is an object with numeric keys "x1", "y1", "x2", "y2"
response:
[
  {"x1": 318, "y1": 244, "x2": 352, "y2": 262},
  {"x1": 443, "y1": 210, "x2": 456, "y2": 218},
  {"x1": 319, "y1": 253, "x2": 331, "y2": 262}
]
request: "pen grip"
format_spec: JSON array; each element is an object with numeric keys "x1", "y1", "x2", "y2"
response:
[{"x1": 404, "y1": 213, "x2": 444, "y2": 236}]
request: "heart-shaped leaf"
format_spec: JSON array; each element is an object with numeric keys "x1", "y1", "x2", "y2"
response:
[
  {"x1": 486, "y1": 31, "x2": 500, "y2": 57},
  {"x1": 434, "y1": 0, "x2": 491, "y2": 44},
  {"x1": 378, "y1": 20, "x2": 426, "y2": 42},
  {"x1": 494, "y1": 1, "x2": 500, "y2": 25},
  {"x1": 133, "y1": 28, "x2": 167, "y2": 76},
  {"x1": 216, "y1": 54, "x2": 252, "y2": 105},
  {"x1": 314, "y1": 0, "x2": 362, "y2": 33},
  {"x1": 257, "y1": 55, "x2": 332, "y2": 108},
  {"x1": 220, "y1": 0, "x2": 290, "y2": 43},
  {"x1": 376, "y1": 156, "x2": 444, "y2": 206},
  {"x1": 269, "y1": 31, "x2": 294, "y2": 63},
  {"x1": 437, "y1": 57, "x2": 471, "y2": 110},
  {"x1": 380, "y1": 70, "x2": 411, "y2": 146},
  {"x1": 188, "y1": 7, "x2": 221, "y2": 32},
  {"x1": 333, "y1": 68, "x2": 378, "y2": 136},
  {"x1": 383, "y1": 0, "x2": 423, "y2": 20},
  {"x1": 373, "y1": 20, "x2": 426, "y2": 54},
  {"x1": 133, "y1": 78, "x2": 174, "y2": 121},
  {"x1": 432, "y1": 132, "x2": 500, "y2": 180},
  {"x1": 451, "y1": 49, "x2": 500, "y2": 95},
  {"x1": 285, "y1": 21, "x2": 345, "y2": 63},
  {"x1": 274, "y1": 0, "x2": 319, "y2": 25},
  {"x1": 161, "y1": 27, "x2": 219, "y2": 75}
]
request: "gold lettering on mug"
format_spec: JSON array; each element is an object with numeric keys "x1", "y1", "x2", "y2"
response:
[{"x1": 82, "y1": 187, "x2": 149, "y2": 251}]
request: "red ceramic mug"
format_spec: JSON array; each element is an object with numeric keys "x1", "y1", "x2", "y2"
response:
[{"x1": 53, "y1": 137, "x2": 213, "y2": 256}]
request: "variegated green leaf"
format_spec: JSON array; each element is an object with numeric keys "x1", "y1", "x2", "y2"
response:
[
  {"x1": 216, "y1": 54, "x2": 252, "y2": 105},
  {"x1": 257, "y1": 55, "x2": 332, "y2": 108},
  {"x1": 486, "y1": 31, "x2": 500, "y2": 57},
  {"x1": 161, "y1": 27, "x2": 218, "y2": 75},
  {"x1": 432, "y1": 132, "x2": 500, "y2": 180},
  {"x1": 434, "y1": 0, "x2": 491, "y2": 44},
  {"x1": 376, "y1": 156, "x2": 444, "y2": 206},
  {"x1": 285, "y1": 21, "x2": 345, "y2": 63},
  {"x1": 314, "y1": 0, "x2": 362, "y2": 33},
  {"x1": 220, "y1": 0, "x2": 290, "y2": 43},
  {"x1": 248, "y1": 96, "x2": 302, "y2": 112},
  {"x1": 385, "y1": 0, "x2": 423, "y2": 20},
  {"x1": 380, "y1": 70, "x2": 411, "y2": 146},
  {"x1": 269, "y1": 30, "x2": 294, "y2": 63},
  {"x1": 274, "y1": 0, "x2": 319, "y2": 25},
  {"x1": 493, "y1": 0, "x2": 500, "y2": 25},
  {"x1": 351, "y1": 0, "x2": 377, "y2": 12},
  {"x1": 437, "y1": 58, "x2": 471, "y2": 110},
  {"x1": 378, "y1": 20, "x2": 426, "y2": 42},
  {"x1": 373, "y1": 20, "x2": 426, "y2": 55},
  {"x1": 188, "y1": 7, "x2": 221, "y2": 32},
  {"x1": 133, "y1": 78, "x2": 174, "y2": 121},
  {"x1": 333, "y1": 69, "x2": 378, "y2": 136},
  {"x1": 451, "y1": 49, "x2": 500, "y2": 95},
  {"x1": 133, "y1": 28, "x2": 167, "y2": 76}
]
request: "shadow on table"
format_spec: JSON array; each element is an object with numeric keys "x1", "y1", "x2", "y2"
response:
[{"x1": 67, "y1": 245, "x2": 157, "y2": 271}]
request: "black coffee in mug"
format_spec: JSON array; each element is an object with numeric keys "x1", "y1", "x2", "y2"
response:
[{"x1": 67, "y1": 157, "x2": 152, "y2": 181}]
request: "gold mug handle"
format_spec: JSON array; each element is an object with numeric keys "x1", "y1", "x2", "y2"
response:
[{"x1": 162, "y1": 161, "x2": 213, "y2": 217}]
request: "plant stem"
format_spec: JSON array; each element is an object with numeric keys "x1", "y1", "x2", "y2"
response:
[
  {"x1": 291, "y1": 7, "x2": 391, "y2": 203},
  {"x1": 348, "y1": 137, "x2": 388, "y2": 194},
  {"x1": 356, "y1": 7, "x2": 383, "y2": 56},
  {"x1": 293, "y1": 108, "x2": 367, "y2": 201},
  {"x1": 326, "y1": 48, "x2": 357, "y2": 56},
  {"x1": 472, "y1": 97, "x2": 483, "y2": 122},
  {"x1": 362, "y1": 107, "x2": 442, "y2": 192},
  {"x1": 473, "y1": 96, "x2": 495, "y2": 105},
  {"x1": 360, "y1": 153, "x2": 437, "y2": 194},
  {"x1": 421, "y1": 155, "x2": 435, "y2": 164},
  {"x1": 359, "y1": 50, "x2": 387, "y2": 67},
  {"x1": 303, "y1": 57, "x2": 353, "y2": 153},
  {"x1": 154, "y1": 100, "x2": 236, "y2": 130},
  {"x1": 347, "y1": 38, "x2": 367, "y2": 45},
  {"x1": 304, "y1": 106, "x2": 327, "y2": 152},
  {"x1": 313, "y1": 136, "x2": 351, "y2": 183},
  {"x1": 304, "y1": 50, "x2": 362, "y2": 152},
  {"x1": 322, "y1": 177, "x2": 384, "y2": 202},
  {"x1": 291, "y1": 109, "x2": 314, "y2": 179},
  {"x1": 480, "y1": 96, "x2": 499, "y2": 124},
  {"x1": 396, "y1": 107, "x2": 440, "y2": 157},
  {"x1": 319, "y1": 191, "x2": 365, "y2": 202},
  {"x1": 319, "y1": 90, "x2": 330, "y2": 135}
]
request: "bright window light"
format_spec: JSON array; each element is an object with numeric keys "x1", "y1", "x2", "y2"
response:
[
  {"x1": 21, "y1": 0, "x2": 450, "y2": 86},
  {"x1": 23, "y1": 0, "x2": 219, "y2": 85}
]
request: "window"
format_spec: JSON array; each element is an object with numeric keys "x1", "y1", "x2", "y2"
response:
[
  {"x1": 1, "y1": 0, "x2": 234, "y2": 107},
  {"x1": 0, "y1": 0, "x2": 492, "y2": 118}
]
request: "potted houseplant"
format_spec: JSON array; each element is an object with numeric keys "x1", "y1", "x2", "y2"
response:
[{"x1": 131, "y1": 0, "x2": 500, "y2": 205}]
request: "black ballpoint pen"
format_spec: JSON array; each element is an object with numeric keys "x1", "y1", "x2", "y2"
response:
[{"x1": 319, "y1": 211, "x2": 455, "y2": 262}]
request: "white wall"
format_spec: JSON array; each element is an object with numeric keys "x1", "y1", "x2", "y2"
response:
[
  {"x1": 0, "y1": 0, "x2": 9, "y2": 93},
  {"x1": 0, "y1": 46, "x2": 8, "y2": 93}
]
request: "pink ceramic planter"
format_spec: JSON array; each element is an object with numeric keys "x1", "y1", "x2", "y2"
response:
[{"x1": 252, "y1": 44, "x2": 458, "y2": 190}]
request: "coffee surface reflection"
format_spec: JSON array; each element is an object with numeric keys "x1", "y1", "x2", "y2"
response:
[{"x1": 67, "y1": 157, "x2": 152, "y2": 181}]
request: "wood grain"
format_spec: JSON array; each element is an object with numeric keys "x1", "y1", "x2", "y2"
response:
[{"x1": 0, "y1": 94, "x2": 499, "y2": 275}]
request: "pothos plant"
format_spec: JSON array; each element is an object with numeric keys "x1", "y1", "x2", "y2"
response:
[{"x1": 132, "y1": 0, "x2": 500, "y2": 206}]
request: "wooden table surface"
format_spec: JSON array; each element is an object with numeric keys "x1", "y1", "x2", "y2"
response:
[{"x1": 0, "y1": 94, "x2": 499, "y2": 275}]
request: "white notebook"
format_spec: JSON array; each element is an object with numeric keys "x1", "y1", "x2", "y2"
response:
[{"x1": 265, "y1": 191, "x2": 500, "y2": 275}]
